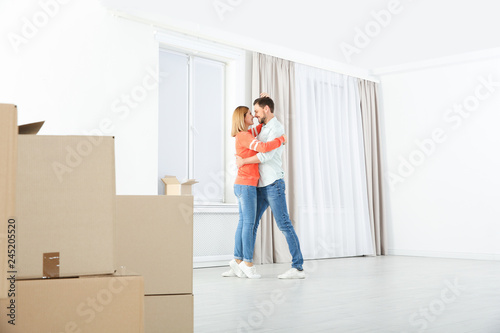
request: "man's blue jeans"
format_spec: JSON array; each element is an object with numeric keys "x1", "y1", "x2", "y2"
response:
[
  {"x1": 254, "y1": 179, "x2": 304, "y2": 270},
  {"x1": 233, "y1": 184, "x2": 257, "y2": 262}
]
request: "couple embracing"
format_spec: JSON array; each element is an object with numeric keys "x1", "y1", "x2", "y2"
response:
[{"x1": 223, "y1": 94, "x2": 305, "y2": 279}]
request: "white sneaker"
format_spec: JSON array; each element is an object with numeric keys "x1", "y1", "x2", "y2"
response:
[
  {"x1": 278, "y1": 268, "x2": 305, "y2": 279},
  {"x1": 221, "y1": 269, "x2": 237, "y2": 277},
  {"x1": 229, "y1": 259, "x2": 245, "y2": 278},
  {"x1": 238, "y1": 262, "x2": 261, "y2": 279}
]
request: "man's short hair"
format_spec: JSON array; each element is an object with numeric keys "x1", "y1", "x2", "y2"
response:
[{"x1": 253, "y1": 97, "x2": 274, "y2": 113}]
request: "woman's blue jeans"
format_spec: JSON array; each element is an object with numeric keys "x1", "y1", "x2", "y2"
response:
[{"x1": 233, "y1": 184, "x2": 257, "y2": 262}]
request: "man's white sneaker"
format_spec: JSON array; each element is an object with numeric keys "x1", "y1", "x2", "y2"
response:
[
  {"x1": 278, "y1": 268, "x2": 305, "y2": 279},
  {"x1": 238, "y1": 262, "x2": 261, "y2": 279},
  {"x1": 229, "y1": 259, "x2": 245, "y2": 278},
  {"x1": 221, "y1": 269, "x2": 237, "y2": 277}
]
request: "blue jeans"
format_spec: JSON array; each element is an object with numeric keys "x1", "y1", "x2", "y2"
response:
[
  {"x1": 254, "y1": 179, "x2": 304, "y2": 270},
  {"x1": 234, "y1": 184, "x2": 257, "y2": 262}
]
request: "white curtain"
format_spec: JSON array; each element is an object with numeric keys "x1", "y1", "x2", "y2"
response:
[{"x1": 293, "y1": 63, "x2": 374, "y2": 259}]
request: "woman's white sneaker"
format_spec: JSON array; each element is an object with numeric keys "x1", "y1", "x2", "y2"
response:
[
  {"x1": 238, "y1": 262, "x2": 261, "y2": 279},
  {"x1": 277, "y1": 268, "x2": 305, "y2": 279}
]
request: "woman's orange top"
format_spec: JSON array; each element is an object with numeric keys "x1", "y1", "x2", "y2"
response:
[{"x1": 235, "y1": 124, "x2": 285, "y2": 186}]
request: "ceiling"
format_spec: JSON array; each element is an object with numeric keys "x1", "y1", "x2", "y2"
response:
[{"x1": 101, "y1": 0, "x2": 500, "y2": 72}]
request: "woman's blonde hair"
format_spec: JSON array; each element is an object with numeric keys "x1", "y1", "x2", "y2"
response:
[{"x1": 231, "y1": 106, "x2": 250, "y2": 137}]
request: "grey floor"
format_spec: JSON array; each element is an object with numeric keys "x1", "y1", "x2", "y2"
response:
[{"x1": 193, "y1": 255, "x2": 500, "y2": 333}]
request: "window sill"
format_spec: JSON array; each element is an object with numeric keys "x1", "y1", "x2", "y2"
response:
[{"x1": 193, "y1": 203, "x2": 238, "y2": 213}]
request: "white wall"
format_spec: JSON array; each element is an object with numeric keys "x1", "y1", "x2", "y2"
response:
[
  {"x1": 380, "y1": 58, "x2": 500, "y2": 259},
  {"x1": 1, "y1": 0, "x2": 159, "y2": 194}
]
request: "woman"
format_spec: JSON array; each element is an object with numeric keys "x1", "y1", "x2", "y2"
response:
[{"x1": 222, "y1": 106, "x2": 286, "y2": 279}]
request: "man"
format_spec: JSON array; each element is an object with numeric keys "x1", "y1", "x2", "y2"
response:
[{"x1": 236, "y1": 95, "x2": 305, "y2": 279}]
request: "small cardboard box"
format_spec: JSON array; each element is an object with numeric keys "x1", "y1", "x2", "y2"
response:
[
  {"x1": 115, "y1": 195, "x2": 193, "y2": 295},
  {"x1": 0, "y1": 275, "x2": 145, "y2": 332},
  {"x1": 145, "y1": 294, "x2": 193, "y2": 333},
  {"x1": 16, "y1": 135, "x2": 116, "y2": 279},
  {"x1": 161, "y1": 175, "x2": 198, "y2": 195},
  {"x1": 0, "y1": 104, "x2": 17, "y2": 299}
]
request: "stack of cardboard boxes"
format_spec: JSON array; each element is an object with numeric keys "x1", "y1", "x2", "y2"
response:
[
  {"x1": 115, "y1": 194, "x2": 194, "y2": 332},
  {"x1": 0, "y1": 104, "x2": 194, "y2": 332}
]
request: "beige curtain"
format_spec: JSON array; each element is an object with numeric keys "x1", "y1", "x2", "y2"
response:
[
  {"x1": 252, "y1": 52, "x2": 296, "y2": 264},
  {"x1": 358, "y1": 79, "x2": 386, "y2": 255}
]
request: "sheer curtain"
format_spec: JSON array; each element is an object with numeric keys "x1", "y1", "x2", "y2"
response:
[{"x1": 293, "y1": 63, "x2": 374, "y2": 259}]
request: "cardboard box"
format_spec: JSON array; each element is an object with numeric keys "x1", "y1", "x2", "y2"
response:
[
  {"x1": 16, "y1": 135, "x2": 116, "y2": 279},
  {"x1": 145, "y1": 294, "x2": 193, "y2": 333},
  {"x1": 0, "y1": 104, "x2": 17, "y2": 299},
  {"x1": 115, "y1": 195, "x2": 193, "y2": 294},
  {"x1": 0, "y1": 275, "x2": 144, "y2": 332},
  {"x1": 161, "y1": 176, "x2": 198, "y2": 195}
]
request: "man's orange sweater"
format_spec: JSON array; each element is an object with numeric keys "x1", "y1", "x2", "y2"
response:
[{"x1": 235, "y1": 124, "x2": 285, "y2": 186}]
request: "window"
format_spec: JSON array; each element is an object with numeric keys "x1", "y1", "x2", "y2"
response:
[
  {"x1": 158, "y1": 50, "x2": 225, "y2": 203},
  {"x1": 156, "y1": 30, "x2": 248, "y2": 210}
]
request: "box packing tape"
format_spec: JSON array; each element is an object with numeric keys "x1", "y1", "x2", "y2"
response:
[{"x1": 43, "y1": 252, "x2": 60, "y2": 278}]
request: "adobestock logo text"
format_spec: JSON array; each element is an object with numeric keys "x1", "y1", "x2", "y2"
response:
[{"x1": 7, "y1": 0, "x2": 72, "y2": 53}]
